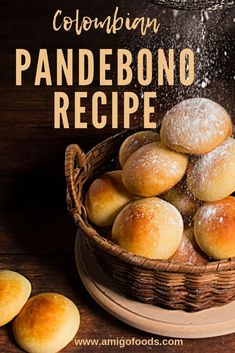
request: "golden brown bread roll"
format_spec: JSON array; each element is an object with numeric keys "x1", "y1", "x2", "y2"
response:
[
  {"x1": 187, "y1": 138, "x2": 235, "y2": 201},
  {"x1": 0, "y1": 270, "x2": 31, "y2": 327},
  {"x1": 162, "y1": 179, "x2": 202, "y2": 222},
  {"x1": 122, "y1": 142, "x2": 188, "y2": 197},
  {"x1": 160, "y1": 98, "x2": 232, "y2": 155},
  {"x1": 119, "y1": 130, "x2": 160, "y2": 168},
  {"x1": 194, "y1": 197, "x2": 235, "y2": 260},
  {"x1": 85, "y1": 170, "x2": 137, "y2": 227},
  {"x1": 112, "y1": 198, "x2": 184, "y2": 259},
  {"x1": 13, "y1": 293, "x2": 80, "y2": 353},
  {"x1": 170, "y1": 228, "x2": 208, "y2": 264}
]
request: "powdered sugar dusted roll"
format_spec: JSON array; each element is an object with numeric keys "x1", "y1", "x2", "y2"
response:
[
  {"x1": 122, "y1": 142, "x2": 188, "y2": 197},
  {"x1": 160, "y1": 98, "x2": 232, "y2": 155},
  {"x1": 119, "y1": 130, "x2": 160, "y2": 168},
  {"x1": 194, "y1": 197, "x2": 235, "y2": 260},
  {"x1": 187, "y1": 138, "x2": 235, "y2": 201}
]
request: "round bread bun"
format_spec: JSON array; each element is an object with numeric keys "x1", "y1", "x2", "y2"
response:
[
  {"x1": 194, "y1": 197, "x2": 235, "y2": 260},
  {"x1": 119, "y1": 130, "x2": 160, "y2": 168},
  {"x1": 160, "y1": 98, "x2": 232, "y2": 155},
  {"x1": 122, "y1": 142, "x2": 188, "y2": 197},
  {"x1": 85, "y1": 170, "x2": 137, "y2": 227},
  {"x1": 0, "y1": 270, "x2": 31, "y2": 327},
  {"x1": 162, "y1": 179, "x2": 202, "y2": 222},
  {"x1": 13, "y1": 293, "x2": 80, "y2": 353},
  {"x1": 187, "y1": 138, "x2": 235, "y2": 201},
  {"x1": 170, "y1": 228, "x2": 208, "y2": 264},
  {"x1": 112, "y1": 198, "x2": 184, "y2": 260}
]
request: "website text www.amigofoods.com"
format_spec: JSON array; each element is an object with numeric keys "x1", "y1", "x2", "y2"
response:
[{"x1": 74, "y1": 337, "x2": 184, "y2": 348}]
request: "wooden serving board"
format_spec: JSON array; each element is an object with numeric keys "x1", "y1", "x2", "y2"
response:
[{"x1": 75, "y1": 232, "x2": 235, "y2": 339}]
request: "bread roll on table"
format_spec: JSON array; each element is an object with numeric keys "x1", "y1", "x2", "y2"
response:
[
  {"x1": 160, "y1": 98, "x2": 232, "y2": 155},
  {"x1": 187, "y1": 138, "x2": 235, "y2": 201},
  {"x1": 194, "y1": 197, "x2": 235, "y2": 260},
  {"x1": 0, "y1": 270, "x2": 31, "y2": 327},
  {"x1": 122, "y1": 142, "x2": 188, "y2": 197},
  {"x1": 119, "y1": 130, "x2": 160, "y2": 167},
  {"x1": 13, "y1": 293, "x2": 80, "y2": 353},
  {"x1": 112, "y1": 198, "x2": 184, "y2": 259}
]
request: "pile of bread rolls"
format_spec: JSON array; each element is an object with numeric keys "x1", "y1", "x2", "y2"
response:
[
  {"x1": 0, "y1": 270, "x2": 80, "y2": 353},
  {"x1": 85, "y1": 98, "x2": 235, "y2": 263}
]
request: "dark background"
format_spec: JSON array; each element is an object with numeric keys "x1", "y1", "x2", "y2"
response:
[{"x1": 0, "y1": 1, "x2": 235, "y2": 352}]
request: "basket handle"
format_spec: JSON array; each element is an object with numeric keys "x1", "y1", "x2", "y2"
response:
[{"x1": 65, "y1": 144, "x2": 89, "y2": 216}]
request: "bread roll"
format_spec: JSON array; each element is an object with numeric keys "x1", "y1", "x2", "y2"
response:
[
  {"x1": 187, "y1": 138, "x2": 235, "y2": 201},
  {"x1": 85, "y1": 170, "x2": 137, "y2": 227},
  {"x1": 112, "y1": 198, "x2": 184, "y2": 259},
  {"x1": 194, "y1": 197, "x2": 235, "y2": 260},
  {"x1": 0, "y1": 270, "x2": 31, "y2": 327},
  {"x1": 119, "y1": 130, "x2": 160, "y2": 168},
  {"x1": 170, "y1": 228, "x2": 208, "y2": 264},
  {"x1": 160, "y1": 98, "x2": 232, "y2": 155},
  {"x1": 13, "y1": 293, "x2": 80, "y2": 353},
  {"x1": 162, "y1": 179, "x2": 202, "y2": 222},
  {"x1": 122, "y1": 142, "x2": 188, "y2": 197}
]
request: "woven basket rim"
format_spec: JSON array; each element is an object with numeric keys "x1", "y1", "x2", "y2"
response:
[
  {"x1": 67, "y1": 129, "x2": 235, "y2": 274},
  {"x1": 79, "y1": 224, "x2": 235, "y2": 274}
]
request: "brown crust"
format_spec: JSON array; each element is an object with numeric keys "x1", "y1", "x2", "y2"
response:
[
  {"x1": 14, "y1": 294, "x2": 66, "y2": 342},
  {"x1": 112, "y1": 198, "x2": 183, "y2": 259},
  {"x1": 194, "y1": 197, "x2": 235, "y2": 260}
]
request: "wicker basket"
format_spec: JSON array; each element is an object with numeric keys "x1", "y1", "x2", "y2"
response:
[{"x1": 65, "y1": 129, "x2": 235, "y2": 312}]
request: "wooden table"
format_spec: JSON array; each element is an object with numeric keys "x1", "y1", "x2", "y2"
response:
[{"x1": 1, "y1": 1, "x2": 235, "y2": 352}]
